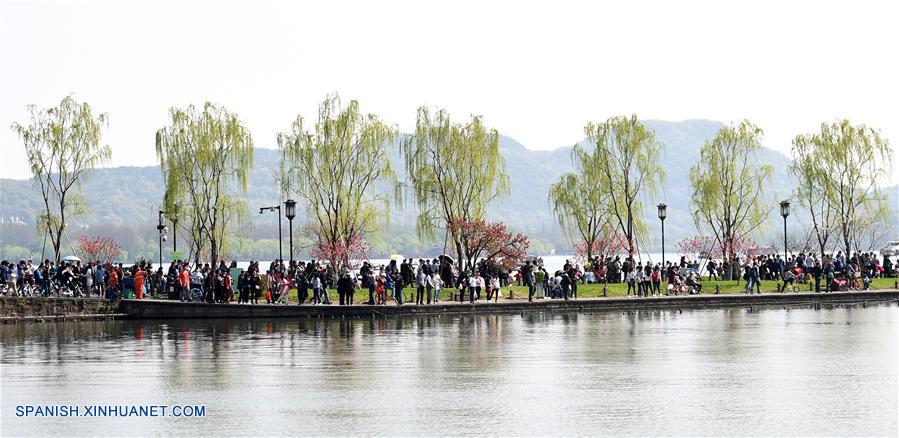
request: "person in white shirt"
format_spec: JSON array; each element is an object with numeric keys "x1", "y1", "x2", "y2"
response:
[
  {"x1": 427, "y1": 272, "x2": 441, "y2": 304},
  {"x1": 468, "y1": 274, "x2": 479, "y2": 302},
  {"x1": 415, "y1": 263, "x2": 427, "y2": 305},
  {"x1": 488, "y1": 276, "x2": 500, "y2": 302}
]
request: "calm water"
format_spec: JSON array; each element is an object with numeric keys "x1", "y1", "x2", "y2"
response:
[{"x1": 1, "y1": 304, "x2": 896, "y2": 436}]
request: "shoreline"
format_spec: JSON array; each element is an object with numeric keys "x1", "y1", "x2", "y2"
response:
[{"x1": 3, "y1": 291, "x2": 897, "y2": 322}]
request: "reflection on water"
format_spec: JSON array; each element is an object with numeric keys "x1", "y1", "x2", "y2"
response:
[{"x1": 1, "y1": 304, "x2": 896, "y2": 436}]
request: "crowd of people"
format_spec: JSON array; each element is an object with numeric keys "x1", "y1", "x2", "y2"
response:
[
  {"x1": 0, "y1": 249, "x2": 895, "y2": 303},
  {"x1": 0, "y1": 258, "x2": 130, "y2": 299},
  {"x1": 574, "y1": 250, "x2": 895, "y2": 294}
]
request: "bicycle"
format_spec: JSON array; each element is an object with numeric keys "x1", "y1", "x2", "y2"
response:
[
  {"x1": 189, "y1": 287, "x2": 205, "y2": 302},
  {"x1": 782, "y1": 281, "x2": 800, "y2": 293}
]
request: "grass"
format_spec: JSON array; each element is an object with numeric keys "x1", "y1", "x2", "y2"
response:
[{"x1": 264, "y1": 277, "x2": 899, "y2": 305}]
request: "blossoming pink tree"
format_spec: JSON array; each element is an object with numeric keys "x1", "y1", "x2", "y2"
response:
[{"x1": 77, "y1": 236, "x2": 122, "y2": 263}]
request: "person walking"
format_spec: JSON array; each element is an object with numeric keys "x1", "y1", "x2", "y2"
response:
[
  {"x1": 706, "y1": 259, "x2": 718, "y2": 281},
  {"x1": 750, "y1": 262, "x2": 762, "y2": 295},
  {"x1": 375, "y1": 272, "x2": 387, "y2": 305},
  {"x1": 535, "y1": 267, "x2": 546, "y2": 299},
  {"x1": 651, "y1": 265, "x2": 661, "y2": 296},
  {"x1": 133, "y1": 266, "x2": 145, "y2": 300},
  {"x1": 428, "y1": 272, "x2": 441, "y2": 304},
  {"x1": 311, "y1": 273, "x2": 323, "y2": 305},
  {"x1": 386, "y1": 271, "x2": 401, "y2": 305},
  {"x1": 178, "y1": 265, "x2": 189, "y2": 302},
  {"x1": 634, "y1": 263, "x2": 645, "y2": 297},
  {"x1": 415, "y1": 263, "x2": 426, "y2": 305},
  {"x1": 337, "y1": 273, "x2": 354, "y2": 306},
  {"x1": 560, "y1": 273, "x2": 571, "y2": 300},
  {"x1": 626, "y1": 269, "x2": 637, "y2": 297},
  {"x1": 237, "y1": 271, "x2": 246, "y2": 303},
  {"x1": 522, "y1": 261, "x2": 535, "y2": 302},
  {"x1": 489, "y1": 275, "x2": 500, "y2": 302}
]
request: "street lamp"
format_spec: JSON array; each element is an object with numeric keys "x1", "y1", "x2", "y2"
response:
[
  {"x1": 157, "y1": 210, "x2": 169, "y2": 265},
  {"x1": 259, "y1": 204, "x2": 283, "y2": 263},
  {"x1": 657, "y1": 203, "x2": 667, "y2": 269},
  {"x1": 170, "y1": 204, "x2": 179, "y2": 253},
  {"x1": 284, "y1": 199, "x2": 297, "y2": 263},
  {"x1": 780, "y1": 200, "x2": 790, "y2": 280}
]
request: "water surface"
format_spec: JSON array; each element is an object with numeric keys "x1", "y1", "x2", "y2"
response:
[{"x1": 1, "y1": 304, "x2": 896, "y2": 436}]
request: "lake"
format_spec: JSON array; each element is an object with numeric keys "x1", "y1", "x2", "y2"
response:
[{"x1": 1, "y1": 304, "x2": 895, "y2": 436}]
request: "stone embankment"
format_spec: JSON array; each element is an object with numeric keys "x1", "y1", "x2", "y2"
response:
[{"x1": 2, "y1": 291, "x2": 897, "y2": 323}]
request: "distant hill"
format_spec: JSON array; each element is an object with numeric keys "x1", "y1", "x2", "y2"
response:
[{"x1": 1, "y1": 119, "x2": 894, "y2": 260}]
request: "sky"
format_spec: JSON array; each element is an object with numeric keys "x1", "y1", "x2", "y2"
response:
[{"x1": 2, "y1": 0, "x2": 898, "y2": 184}]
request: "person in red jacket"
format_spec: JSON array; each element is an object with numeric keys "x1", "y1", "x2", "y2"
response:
[{"x1": 179, "y1": 265, "x2": 190, "y2": 302}]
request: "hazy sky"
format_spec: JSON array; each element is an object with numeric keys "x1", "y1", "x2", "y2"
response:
[{"x1": 2, "y1": 0, "x2": 897, "y2": 183}]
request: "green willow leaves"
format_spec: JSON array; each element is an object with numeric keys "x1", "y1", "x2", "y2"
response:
[
  {"x1": 581, "y1": 115, "x2": 665, "y2": 257},
  {"x1": 690, "y1": 120, "x2": 771, "y2": 274},
  {"x1": 402, "y1": 107, "x2": 509, "y2": 272},
  {"x1": 11, "y1": 96, "x2": 111, "y2": 261},
  {"x1": 155, "y1": 102, "x2": 254, "y2": 265},
  {"x1": 792, "y1": 120, "x2": 893, "y2": 255},
  {"x1": 278, "y1": 95, "x2": 398, "y2": 273}
]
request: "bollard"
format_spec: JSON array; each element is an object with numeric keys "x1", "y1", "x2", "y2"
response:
[
  {"x1": 715, "y1": 284, "x2": 720, "y2": 295},
  {"x1": 603, "y1": 285, "x2": 608, "y2": 297}
]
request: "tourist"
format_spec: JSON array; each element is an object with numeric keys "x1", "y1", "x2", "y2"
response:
[
  {"x1": 261, "y1": 269, "x2": 271, "y2": 304},
  {"x1": 522, "y1": 261, "x2": 535, "y2": 302},
  {"x1": 311, "y1": 273, "x2": 323, "y2": 305},
  {"x1": 568, "y1": 264, "x2": 579, "y2": 299},
  {"x1": 626, "y1": 268, "x2": 637, "y2": 297},
  {"x1": 635, "y1": 263, "x2": 645, "y2": 297},
  {"x1": 535, "y1": 267, "x2": 545, "y2": 299},
  {"x1": 376, "y1": 271, "x2": 387, "y2": 305},
  {"x1": 488, "y1": 275, "x2": 500, "y2": 302},
  {"x1": 109, "y1": 264, "x2": 123, "y2": 300},
  {"x1": 337, "y1": 272, "x2": 355, "y2": 306},
  {"x1": 133, "y1": 265, "x2": 144, "y2": 300},
  {"x1": 237, "y1": 271, "x2": 247, "y2": 303},
  {"x1": 641, "y1": 263, "x2": 652, "y2": 298},
  {"x1": 361, "y1": 262, "x2": 375, "y2": 305},
  {"x1": 467, "y1": 272, "x2": 478, "y2": 303},
  {"x1": 706, "y1": 259, "x2": 718, "y2": 281},
  {"x1": 429, "y1": 271, "x2": 442, "y2": 304},
  {"x1": 651, "y1": 265, "x2": 662, "y2": 296},
  {"x1": 560, "y1": 273, "x2": 571, "y2": 300},
  {"x1": 415, "y1": 262, "x2": 426, "y2": 305},
  {"x1": 750, "y1": 262, "x2": 761, "y2": 294},
  {"x1": 296, "y1": 272, "x2": 308, "y2": 304}
]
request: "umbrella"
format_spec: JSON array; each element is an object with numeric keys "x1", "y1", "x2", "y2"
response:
[
  {"x1": 61, "y1": 255, "x2": 82, "y2": 263},
  {"x1": 438, "y1": 254, "x2": 455, "y2": 264}
]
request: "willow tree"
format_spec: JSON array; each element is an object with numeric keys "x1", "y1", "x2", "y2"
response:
[
  {"x1": 584, "y1": 115, "x2": 664, "y2": 257},
  {"x1": 690, "y1": 120, "x2": 772, "y2": 279},
  {"x1": 549, "y1": 146, "x2": 610, "y2": 261},
  {"x1": 793, "y1": 120, "x2": 892, "y2": 256},
  {"x1": 278, "y1": 95, "x2": 397, "y2": 274},
  {"x1": 155, "y1": 102, "x2": 254, "y2": 266},
  {"x1": 401, "y1": 107, "x2": 509, "y2": 273},
  {"x1": 791, "y1": 132, "x2": 838, "y2": 256},
  {"x1": 11, "y1": 96, "x2": 111, "y2": 261}
]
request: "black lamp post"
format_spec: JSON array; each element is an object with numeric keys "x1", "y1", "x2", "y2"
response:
[
  {"x1": 170, "y1": 204, "x2": 179, "y2": 254},
  {"x1": 780, "y1": 200, "x2": 790, "y2": 278},
  {"x1": 260, "y1": 204, "x2": 283, "y2": 263},
  {"x1": 657, "y1": 203, "x2": 667, "y2": 269},
  {"x1": 156, "y1": 210, "x2": 168, "y2": 265},
  {"x1": 284, "y1": 199, "x2": 296, "y2": 263}
]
